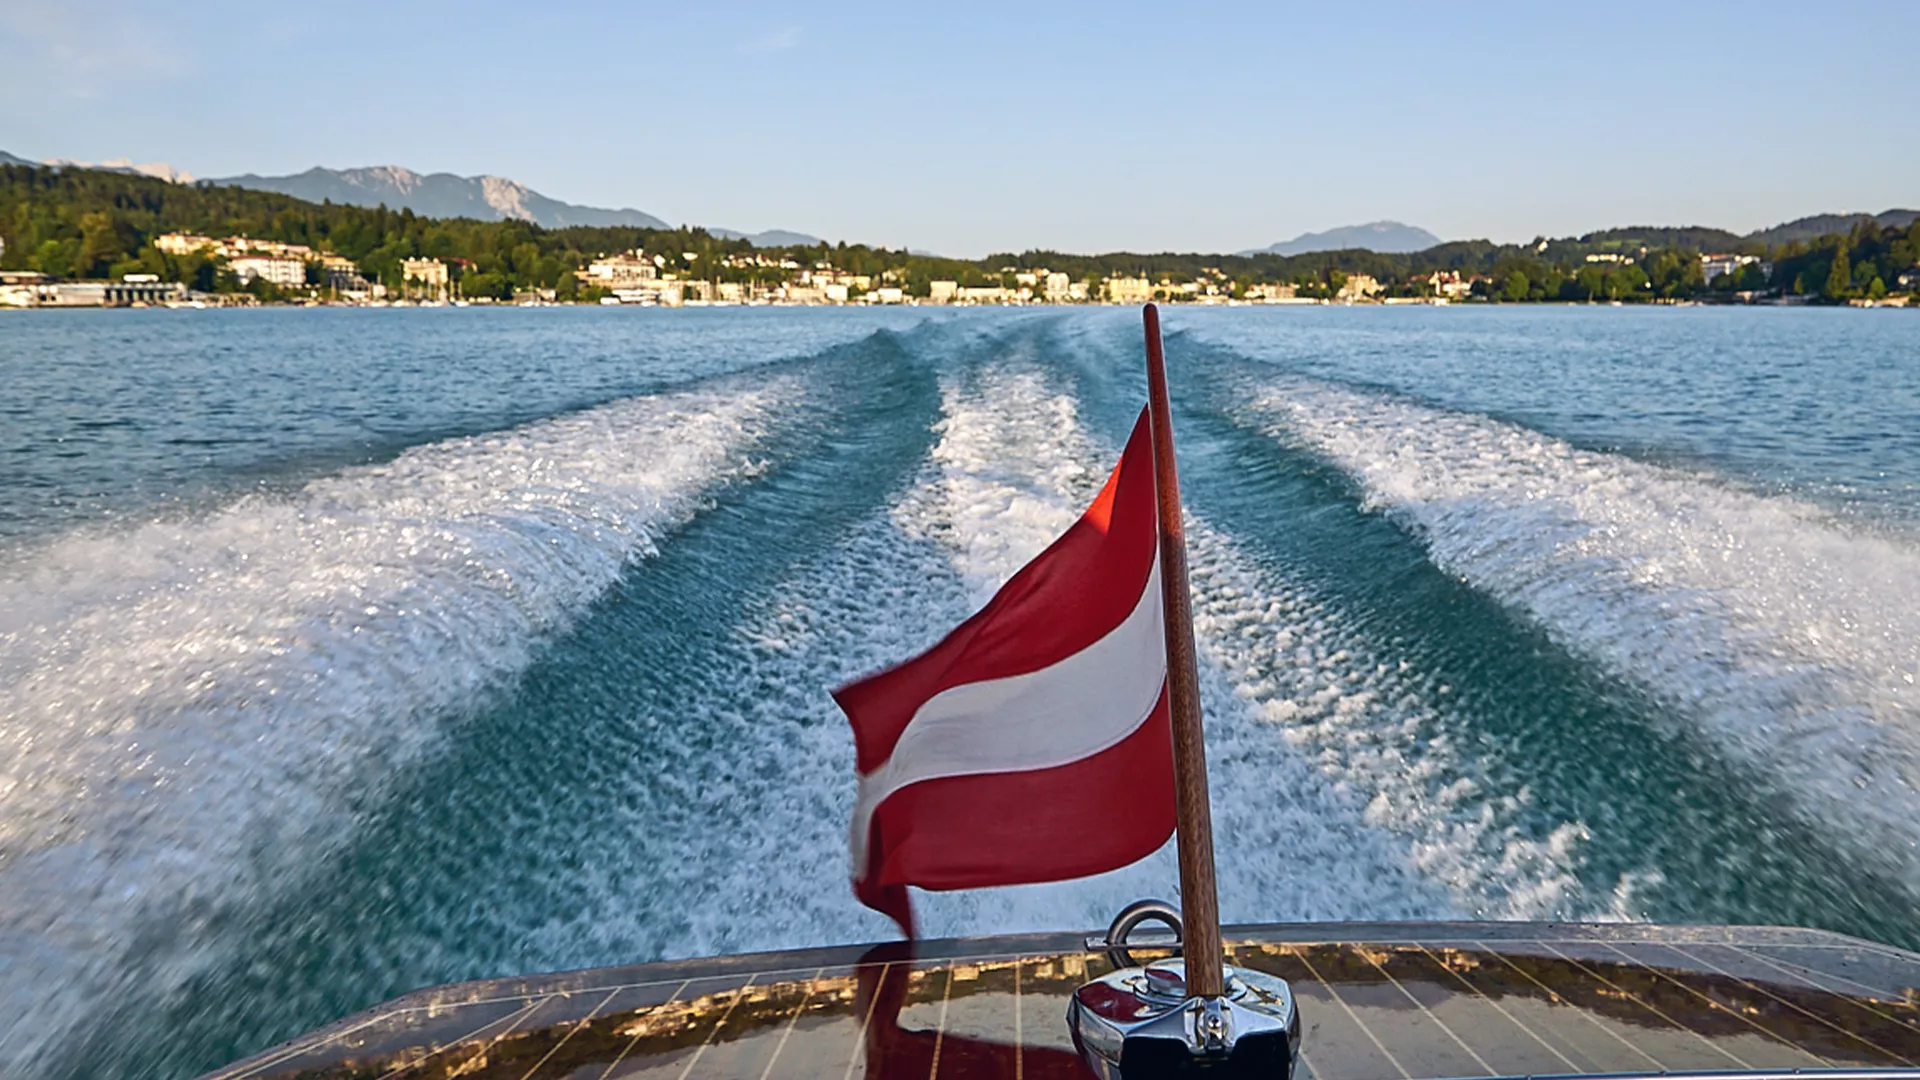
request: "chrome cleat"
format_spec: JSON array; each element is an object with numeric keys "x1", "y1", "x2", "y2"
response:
[{"x1": 1069, "y1": 902, "x2": 1300, "y2": 1078}]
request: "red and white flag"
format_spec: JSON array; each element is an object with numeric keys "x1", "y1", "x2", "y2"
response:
[{"x1": 834, "y1": 408, "x2": 1174, "y2": 936}]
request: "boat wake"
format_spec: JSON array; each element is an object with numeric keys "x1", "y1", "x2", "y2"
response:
[
  {"x1": 900, "y1": 358, "x2": 1462, "y2": 934},
  {"x1": 0, "y1": 375, "x2": 797, "y2": 1074},
  {"x1": 1233, "y1": 372, "x2": 1920, "y2": 891},
  {"x1": 9, "y1": 313, "x2": 1919, "y2": 1079}
]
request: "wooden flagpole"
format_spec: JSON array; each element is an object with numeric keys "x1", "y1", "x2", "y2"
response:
[{"x1": 1141, "y1": 303, "x2": 1225, "y2": 999}]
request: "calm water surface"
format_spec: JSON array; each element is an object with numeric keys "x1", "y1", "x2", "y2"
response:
[{"x1": 0, "y1": 305, "x2": 1915, "y2": 1078}]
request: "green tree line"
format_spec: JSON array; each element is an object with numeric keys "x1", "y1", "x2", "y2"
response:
[{"x1": 3, "y1": 163, "x2": 1915, "y2": 303}]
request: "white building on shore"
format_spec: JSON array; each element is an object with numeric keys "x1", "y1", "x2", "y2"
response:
[
  {"x1": 583, "y1": 251, "x2": 659, "y2": 287},
  {"x1": 156, "y1": 233, "x2": 217, "y2": 256},
  {"x1": 1336, "y1": 273, "x2": 1382, "y2": 302},
  {"x1": 1, "y1": 273, "x2": 187, "y2": 307},
  {"x1": 1701, "y1": 253, "x2": 1763, "y2": 282},
  {"x1": 230, "y1": 253, "x2": 307, "y2": 288},
  {"x1": 401, "y1": 258, "x2": 450, "y2": 300}
]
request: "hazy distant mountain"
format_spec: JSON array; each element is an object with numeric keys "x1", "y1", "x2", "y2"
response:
[
  {"x1": 709, "y1": 227, "x2": 826, "y2": 247},
  {"x1": 211, "y1": 165, "x2": 671, "y2": 230},
  {"x1": 1242, "y1": 221, "x2": 1442, "y2": 256},
  {"x1": 1, "y1": 151, "x2": 195, "y2": 182},
  {"x1": 1578, "y1": 225, "x2": 1745, "y2": 251},
  {"x1": 53, "y1": 158, "x2": 196, "y2": 183},
  {"x1": 1746, "y1": 209, "x2": 1918, "y2": 246},
  {"x1": 14, "y1": 149, "x2": 1908, "y2": 256},
  {"x1": 208, "y1": 165, "x2": 832, "y2": 244}
]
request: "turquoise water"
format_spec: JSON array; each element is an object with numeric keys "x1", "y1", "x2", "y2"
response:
[{"x1": 1, "y1": 306, "x2": 1916, "y2": 1077}]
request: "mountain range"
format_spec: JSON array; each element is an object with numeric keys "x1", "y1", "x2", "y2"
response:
[
  {"x1": 2, "y1": 150, "x2": 1908, "y2": 256},
  {"x1": 707, "y1": 228, "x2": 827, "y2": 247},
  {"x1": 1241, "y1": 221, "x2": 1444, "y2": 257},
  {"x1": 4, "y1": 153, "x2": 827, "y2": 246},
  {"x1": 1746, "y1": 209, "x2": 1918, "y2": 246},
  {"x1": 211, "y1": 165, "x2": 670, "y2": 230},
  {"x1": 208, "y1": 165, "x2": 824, "y2": 247},
  {"x1": 0, "y1": 150, "x2": 194, "y2": 183},
  {"x1": 1239, "y1": 211, "x2": 1918, "y2": 257}
]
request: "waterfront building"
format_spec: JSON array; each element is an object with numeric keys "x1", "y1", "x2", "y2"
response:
[
  {"x1": 0, "y1": 270, "x2": 55, "y2": 307},
  {"x1": 928, "y1": 281, "x2": 959, "y2": 304},
  {"x1": 319, "y1": 255, "x2": 370, "y2": 293},
  {"x1": 612, "y1": 282, "x2": 685, "y2": 305},
  {"x1": 230, "y1": 253, "x2": 307, "y2": 288},
  {"x1": 1336, "y1": 274, "x2": 1382, "y2": 302},
  {"x1": 1105, "y1": 277, "x2": 1153, "y2": 304},
  {"x1": 605, "y1": 275, "x2": 695, "y2": 305},
  {"x1": 1423, "y1": 271, "x2": 1473, "y2": 299},
  {"x1": 585, "y1": 251, "x2": 659, "y2": 287},
  {"x1": 958, "y1": 286, "x2": 1010, "y2": 304},
  {"x1": 865, "y1": 287, "x2": 906, "y2": 304},
  {"x1": 1700, "y1": 253, "x2": 1763, "y2": 282},
  {"x1": 156, "y1": 233, "x2": 217, "y2": 256},
  {"x1": 1245, "y1": 283, "x2": 1298, "y2": 302},
  {"x1": 1044, "y1": 272, "x2": 1071, "y2": 301},
  {"x1": 221, "y1": 237, "x2": 313, "y2": 260},
  {"x1": 3, "y1": 278, "x2": 188, "y2": 306},
  {"x1": 401, "y1": 258, "x2": 450, "y2": 300},
  {"x1": 110, "y1": 278, "x2": 189, "y2": 304}
]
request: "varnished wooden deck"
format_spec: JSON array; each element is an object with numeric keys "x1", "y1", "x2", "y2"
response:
[{"x1": 203, "y1": 923, "x2": 1920, "y2": 1079}]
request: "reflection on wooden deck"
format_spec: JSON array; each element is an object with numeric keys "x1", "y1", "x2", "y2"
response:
[{"x1": 202, "y1": 923, "x2": 1920, "y2": 1080}]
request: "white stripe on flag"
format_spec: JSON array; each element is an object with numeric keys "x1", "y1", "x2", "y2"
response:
[{"x1": 850, "y1": 557, "x2": 1167, "y2": 876}]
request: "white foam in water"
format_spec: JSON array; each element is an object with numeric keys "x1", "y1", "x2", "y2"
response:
[
  {"x1": 520, "y1": 505, "x2": 978, "y2": 963},
  {"x1": 893, "y1": 363, "x2": 1460, "y2": 935},
  {"x1": 577, "y1": 360, "x2": 1460, "y2": 962},
  {"x1": 1182, "y1": 520, "x2": 1637, "y2": 921},
  {"x1": 898, "y1": 359, "x2": 1678, "y2": 928},
  {"x1": 0, "y1": 378, "x2": 797, "y2": 1071},
  {"x1": 484, "y1": 371, "x2": 1104, "y2": 964},
  {"x1": 1243, "y1": 376, "x2": 1920, "y2": 889}
]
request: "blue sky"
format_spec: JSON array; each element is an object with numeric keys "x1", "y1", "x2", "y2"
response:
[{"x1": 5, "y1": 1, "x2": 1916, "y2": 257}]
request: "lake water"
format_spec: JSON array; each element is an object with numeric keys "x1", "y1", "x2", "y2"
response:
[{"x1": 2, "y1": 305, "x2": 1916, "y2": 1078}]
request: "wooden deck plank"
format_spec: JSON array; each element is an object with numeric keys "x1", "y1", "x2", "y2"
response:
[{"x1": 203, "y1": 924, "x2": 1920, "y2": 1080}]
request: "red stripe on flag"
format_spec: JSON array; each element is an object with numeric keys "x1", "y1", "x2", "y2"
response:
[
  {"x1": 836, "y1": 407, "x2": 1170, "y2": 936},
  {"x1": 858, "y1": 687, "x2": 1174, "y2": 895},
  {"x1": 836, "y1": 408, "x2": 1158, "y2": 775}
]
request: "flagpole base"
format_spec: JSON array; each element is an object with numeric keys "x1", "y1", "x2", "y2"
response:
[
  {"x1": 1069, "y1": 960, "x2": 1298, "y2": 1079},
  {"x1": 1069, "y1": 904, "x2": 1299, "y2": 1079}
]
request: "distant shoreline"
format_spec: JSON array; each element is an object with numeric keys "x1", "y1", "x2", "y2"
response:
[{"x1": 6, "y1": 297, "x2": 1913, "y2": 312}]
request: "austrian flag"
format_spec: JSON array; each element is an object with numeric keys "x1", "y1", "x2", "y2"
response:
[{"x1": 834, "y1": 408, "x2": 1175, "y2": 936}]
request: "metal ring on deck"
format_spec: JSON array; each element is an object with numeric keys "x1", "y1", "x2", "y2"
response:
[{"x1": 1102, "y1": 898, "x2": 1183, "y2": 970}]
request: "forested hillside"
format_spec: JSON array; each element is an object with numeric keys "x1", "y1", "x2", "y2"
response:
[{"x1": 3, "y1": 164, "x2": 1915, "y2": 303}]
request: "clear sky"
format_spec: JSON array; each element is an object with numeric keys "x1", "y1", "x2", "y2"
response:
[{"x1": 5, "y1": 1, "x2": 1916, "y2": 258}]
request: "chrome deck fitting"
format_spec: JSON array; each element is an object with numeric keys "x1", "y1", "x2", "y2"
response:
[{"x1": 1069, "y1": 900, "x2": 1300, "y2": 1078}]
